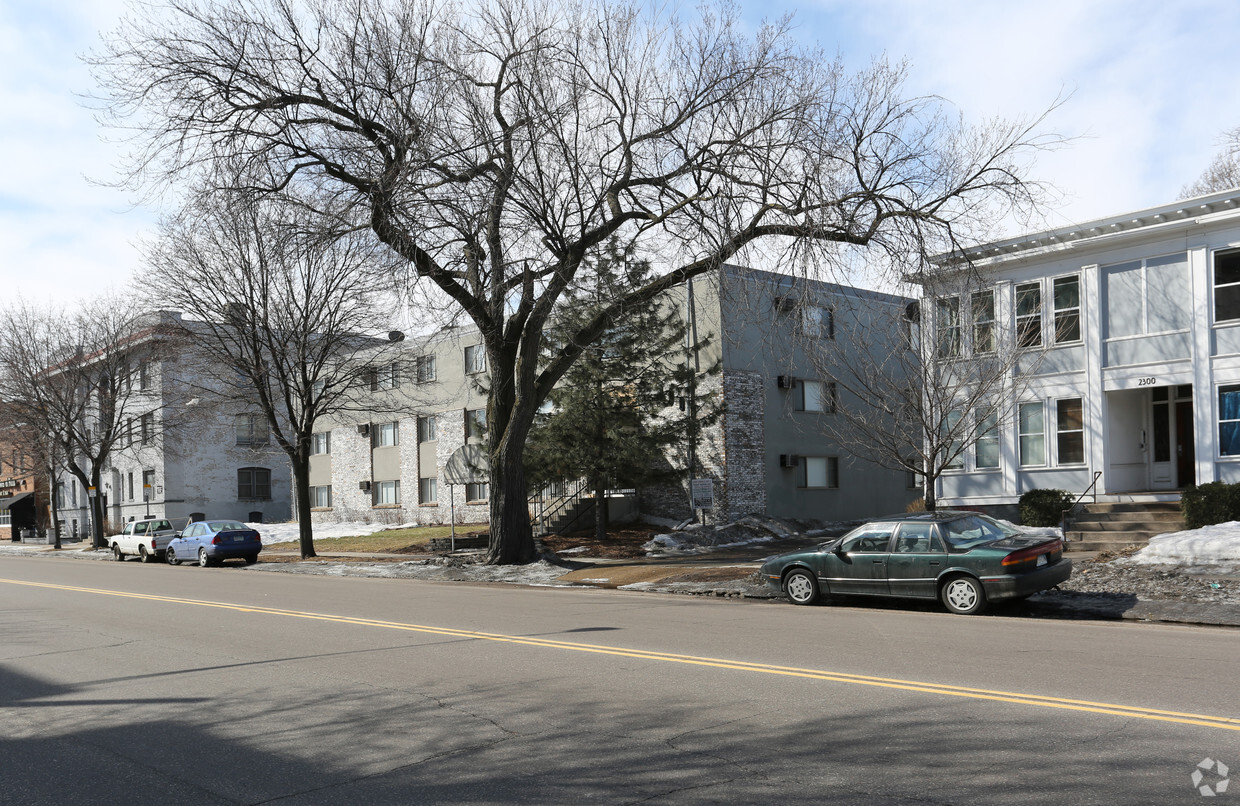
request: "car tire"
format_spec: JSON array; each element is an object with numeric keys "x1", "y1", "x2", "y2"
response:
[
  {"x1": 139, "y1": 546, "x2": 154, "y2": 563},
  {"x1": 784, "y1": 568, "x2": 820, "y2": 606},
  {"x1": 167, "y1": 548, "x2": 180, "y2": 566},
  {"x1": 198, "y1": 548, "x2": 211, "y2": 568},
  {"x1": 112, "y1": 544, "x2": 124, "y2": 561},
  {"x1": 244, "y1": 555, "x2": 258, "y2": 565},
  {"x1": 941, "y1": 575, "x2": 987, "y2": 615}
]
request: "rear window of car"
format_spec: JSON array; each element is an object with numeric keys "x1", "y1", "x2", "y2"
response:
[
  {"x1": 207, "y1": 521, "x2": 248, "y2": 532},
  {"x1": 942, "y1": 516, "x2": 1008, "y2": 552}
]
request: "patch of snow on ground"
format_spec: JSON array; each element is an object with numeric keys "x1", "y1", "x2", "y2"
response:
[
  {"x1": 1124, "y1": 521, "x2": 1240, "y2": 571},
  {"x1": 252, "y1": 521, "x2": 421, "y2": 545}
]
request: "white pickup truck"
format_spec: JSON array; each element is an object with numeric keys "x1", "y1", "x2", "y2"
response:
[{"x1": 111, "y1": 518, "x2": 179, "y2": 563}]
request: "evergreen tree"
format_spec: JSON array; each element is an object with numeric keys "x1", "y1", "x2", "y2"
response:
[{"x1": 526, "y1": 243, "x2": 717, "y2": 540}]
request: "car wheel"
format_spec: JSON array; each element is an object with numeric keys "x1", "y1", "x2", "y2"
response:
[
  {"x1": 198, "y1": 548, "x2": 211, "y2": 568},
  {"x1": 784, "y1": 568, "x2": 820, "y2": 606},
  {"x1": 167, "y1": 548, "x2": 179, "y2": 566},
  {"x1": 139, "y1": 546, "x2": 154, "y2": 563},
  {"x1": 941, "y1": 575, "x2": 987, "y2": 615},
  {"x1": 112, "y1": 544, "x2": 124, "y2": 561},
  {"x1": 244, "y1": 554, "x2": 258, "y2": 565}
]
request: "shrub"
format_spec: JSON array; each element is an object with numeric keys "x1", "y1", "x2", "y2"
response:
[
  {"x1": 1180, "y1": 482, "x2": 1240, "y2": 530},
  {"x1": 1019, "y1": 488, "x2": 1073, "y2": 527}
]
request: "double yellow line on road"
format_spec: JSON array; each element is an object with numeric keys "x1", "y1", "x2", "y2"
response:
[{"x1": 6, "y1": 576, "x2": 1240, "y2": 732}]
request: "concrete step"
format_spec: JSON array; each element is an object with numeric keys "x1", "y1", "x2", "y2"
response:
[
  {"x1": 1069, "y1": 519, "x2": 1184, "y2": 532},
  {"x1": 1070, "y1": 538, "x2": 1153, "y2": 553},
  {"x1": 1077, "y1": 502, "x2": 1182, "y2": 515},
  {"x1": 1072, "y1": 510, "x2": 1184, "y2": 522}
]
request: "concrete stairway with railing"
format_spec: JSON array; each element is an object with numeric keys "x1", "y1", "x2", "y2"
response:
[{"x1": 1064, "y1": 501, "x2": 1184, "y2": 553}]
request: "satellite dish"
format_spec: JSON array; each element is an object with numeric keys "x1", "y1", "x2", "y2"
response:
[{"x1": 443, "y1": 445, "x2": 489, "y2": 484}]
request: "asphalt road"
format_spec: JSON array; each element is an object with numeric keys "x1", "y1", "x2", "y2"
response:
[{"x1": 2, "y1": 554, "x2": 1239, "y2": 805}]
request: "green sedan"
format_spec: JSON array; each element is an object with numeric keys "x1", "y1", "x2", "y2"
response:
[{"x1": 760, "y1": 511, "x2": 1072, "y2": 615}]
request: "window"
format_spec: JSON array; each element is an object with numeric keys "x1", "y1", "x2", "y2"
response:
[
  {"x1": 238, "y1": 467, "x2": 272, "y2": 499},
  {"x1": 1105, "y1": 254, "x2": 1190, "y2": 337},
  {"x1": 943, "y1": 410, "x2": 963, "y2": 470},
  {"x1": 797, "y1": 380, "x2": 837, "y2": 413},
  {"x1": 1015, "y1": 282, "x2": 1042, "y2": 348},
  {"x1": 55, "y1": 483, "x2": 65, "y2": 509},
  {"x1": 373, "y1": 480, "x2": 401, "y2": 506},
  {"x1": 140, "y1": 412, "x2": 155, "y2": 445},
  {"x1": 975, "y1": 410, "x2": 1000, "y2": 470},
  {"x1": 0, "y1": 511, "x2": 10, "y2": 526},
  {"x1": 1220, "y1": 386, "x2": 1240, "y2": 456},
  {"x1": 138, "y1": 361, "x2": 150, "y2": 391},
  {"x1": 1053, "y1": 275, "x2": 1081, "y2": 344},
  {"x1": 70, "y1": 479, "x2": 77, "y2": 506},
  {"x1": 371, "y1": 362, "x2": 400, "y2": 390},
  {"x1": 465, "y1": 344, "x2": 486, "y2": 374},
  {"x1": 372, "y1": 422, "x2": 399, "y2": 447},
  {"x1": 310, "y1": 485, "x2": 332, "y2": 508},
  {"x1": 311, "y1": 432, "x2": 331, "y2": 455},
  {"x1": 1214, "y1": 250, "x2": 1240, "y2": 322},
  {"x1": 126, "y1": 417, "x2": 135, "y2": 447},
  {"x1": 234, "y1": 413, "x2": 268, "y2": 446},
  {"x1": 418, "y1": 415, "x2": 438, "y2": 442},
  {"x1": 142, "y1": 469, "x2": 155, "y2": 501},
  {"x1": 419, "y1": 477, "x2": 437, "y2": 504},
  {"x1": 802, "y1": 456, "x2": 839, "y2": 489},
  {"x1": 800, "y1": 306, "x2": 834, "y2": 338},
  {"x1": 1018, "y1": 402, "x2": 1046, "y2": 466},
  {"x1": 465, "y1": 481, "x2": 489, "y2": 502},
  {"x1": 127, "y1": 472, "x2": 134, "y2": 501},
  {"x1": 466, "y1": 409, "x2": 487, "y2": 440},
  {"x1": 936, "y1": 297, "x2": 961, "y2": 358},
  {"x1": 1056, "y1": 398, "x2": 1085, "y2": 464},
  {"x1": 416, "y1": 355, "x2": 437, "y2": 383},
  {"x1": 971, "y1": 290, "x2": 995, "y2": 354}
]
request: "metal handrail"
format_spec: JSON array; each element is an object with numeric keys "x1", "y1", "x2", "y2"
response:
[
  {"x1": 530, "y1": 479, "x2": 589, "y2": 535},
  {"x1": 1061, "y1": 470, "x2": 1103, "y2": 541}
]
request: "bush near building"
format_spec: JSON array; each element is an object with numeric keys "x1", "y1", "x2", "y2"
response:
[
  {"x1": 1181, "y1": 482, "x2": 1240, "y2": 530},
  {"x1": 1019, "y1": 488, "x2": 1073, "y2": 527}
]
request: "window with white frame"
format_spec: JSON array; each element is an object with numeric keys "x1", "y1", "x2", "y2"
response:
[
  {"x1": 1220, "y1": 385, "x2": 1240, "y2": 456},
  {"x1": 1214, "y1": 250, "x2": 1240, "y2": 322},
  {"x1": 1052, "y1": 276, "x2": 1081, "y2": 344},
  {"x1": 311, "y1": 431, "x2": 331, "y2": 455},
  {"x1": 974, "y1": 409, "x2": 1000, "y2": 470},
  {"x1": 310, "y1": 485, "x2": 332, "y2": 508},
  {"x1": 464, "y1": 345, "x2": 486, "y2": 374},
  {"x1": 801, "y1": 456, "x2": 839, "y2": 489},
  {"x1": 1104, "y1": 253, "x2": 1190, "y2": 337},
  {"x1": 370, "y1": 362, "x2": 400, "y2": 390},
  {"x1": 465, "y1": 481, "x2": 489, "y2": 502},
  {"x1": 971, "y1": 290, "x2": 995, "y2": 354},
  {"x1": 237, "y1": 467, "x2": 272, "y2": 499},
  {"x1": 373, "y1": 480, "x2": 400, "y2": 506},
  {"x1": 234, "y1": 413, "x2": 268, "y2": 446},
  {"x1": 1015, "y1": 282, "x2": 1042, "y2": 348},
  {"x1": 0, "y1": 511, "x2": 9, "y2": 526},
  {"x1": 466, "y1": 409, "x2": 487, "y2": 440},
  {"x1": 140, "y1": 412, "x2": 155, "y2": 445},
  {"x1": 416, "y1": 355, "x2": 437, "y2": 383},
  {"x1": 418, "y1": 415, "x2": 437, "y2": 442},
  {"x1": 138, "y1": 361, "x2": 150, "y2": 391},
  {"x1": 372, "y1": 422, "x2": 399, "y2": 447},
  {"x1": 797, "y1": 380, "x2": 837, "y2": 413},
  {"x1": 943, "y1": 410, "x2": 963, "y2": 469},
  {"x1": 419, "y1": 477, "x2": 437, "y2": 504},
  {"x1": 936, "y1": 297, "x2": 961, "y2": 358},
  {"x1": 1056, "y1": 398, "x2": 1085, "y2": 464},
  {"x1": 127, "y1": 472, "x2": 134, "y2": 500},
  {"x1": 1018, "y1": 402, "x2": 1046, "y2": 466}
]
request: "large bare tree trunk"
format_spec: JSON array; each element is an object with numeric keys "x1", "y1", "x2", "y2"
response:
[{"x1": 291, "y1": 456, "x2": 317, "y2": 560}]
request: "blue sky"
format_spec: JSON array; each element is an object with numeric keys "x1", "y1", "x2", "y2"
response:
[{"x1": 4, "y1": 0, "x2": 1240, "y2": 303}]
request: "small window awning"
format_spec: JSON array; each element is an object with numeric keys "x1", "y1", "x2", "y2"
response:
[{"x1": 0, "y1": 492, "x2": 32, "y2": 510}]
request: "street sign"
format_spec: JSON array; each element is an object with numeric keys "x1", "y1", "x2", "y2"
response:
[
  {"x1": 690, "y1": 477, "x2": 714, "y2": 509},
  {"x1": 88, "y1": 487, "x2": 97, "y2": 498}
]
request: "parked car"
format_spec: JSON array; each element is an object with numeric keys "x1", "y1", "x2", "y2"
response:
[
  {"x1": 760, "y1": 511, "x2": 1072, "y2": 615},
  {"x1": 166, "y1": 520, "x2": 262, "y2": 567},
  {"x1": 110, "y1": 518, "x2": 179, "y2": 563}
]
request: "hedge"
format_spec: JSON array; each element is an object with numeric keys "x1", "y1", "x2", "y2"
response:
[{"x1": 1018, "y1": 488, "x2": 1073, "y2": 527}]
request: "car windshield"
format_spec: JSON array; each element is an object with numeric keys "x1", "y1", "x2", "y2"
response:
[
  {"x1": 942, "y1": 515, "x2": 1012, "y2": 551},
  {"x1": 206, "y1": 521, "x2": 248, "y2": 532}
]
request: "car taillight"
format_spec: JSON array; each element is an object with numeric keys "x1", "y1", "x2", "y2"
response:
[
  {"x1": 254, "y1": 533, "x2": 261, "y2": 543},
  {"x1": 150, "y1": 538, "x2": 157, "y2": 550},
  {"x1": 212, "y1": 535, "x2": 221, "y2": 545},
  {"x1": 1002, "y1": 540, "x2": 1062, "y2": 570}
]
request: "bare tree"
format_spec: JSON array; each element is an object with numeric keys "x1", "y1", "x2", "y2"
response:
[
  {"x1": 800, "y1": 268, "x2": 1052, "y2": 511},
  {"x1": 92, "y1": 0, "x2": 1059, "y2": 563},
  {"x1": 0, "y1": 299, "x2": 175, "y2": 548},
  {"x1": 142, "y1": 187, "x2": 405, "y2": 559},
  {"x1": 1182, "y1": 126, "x2": 1240, "y2": 198}
]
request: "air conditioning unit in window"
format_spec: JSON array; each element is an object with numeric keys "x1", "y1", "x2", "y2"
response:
[
  {"x1": 779, "y1": 454, "x2": 801, "y2": 468},
  {"x1": 777, "y1": 375, "x2": 796, "y2": 389},
  {"x1": 358, "y1": 481, "x2": 371, "y2": 492},
  {"x1": 357, "y1": 423, "x2": 370, "y2": 436}
]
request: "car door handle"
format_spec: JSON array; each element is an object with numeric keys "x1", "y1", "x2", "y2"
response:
[
  {"x1": 929, "y1": 561, "x2": 940, "y2": 566},
  {"x1": 873, "y1": 559, "x2": 885, "y2": 564}
]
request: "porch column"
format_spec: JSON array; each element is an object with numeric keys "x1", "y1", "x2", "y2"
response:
[
  {"x1": 1081, "y1": 263, "x2": 1105, "y2": 490},
  {"x1": 1189, "y1": 246, "x2": 1217, "y2": 484}
]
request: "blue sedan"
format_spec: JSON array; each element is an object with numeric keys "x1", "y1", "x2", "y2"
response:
[{"x1": 166, "y1": 520, "x2": 262, "y2": 567}]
